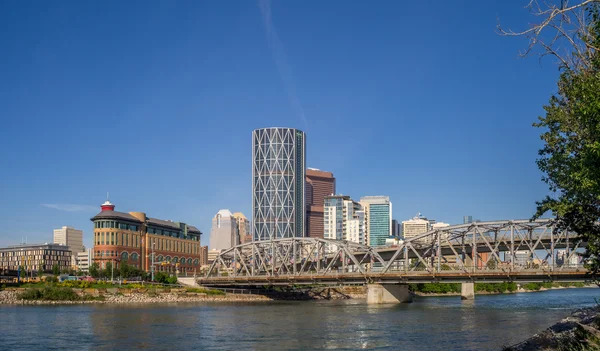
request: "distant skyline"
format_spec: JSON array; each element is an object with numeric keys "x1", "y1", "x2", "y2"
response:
[{"x1": 0, "y1": 1, "x2": 560, "y2": 249}]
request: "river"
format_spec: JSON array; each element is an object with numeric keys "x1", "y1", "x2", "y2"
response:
[{"x1": 1, "y1": 288, "x2": 597, "y2": 350}]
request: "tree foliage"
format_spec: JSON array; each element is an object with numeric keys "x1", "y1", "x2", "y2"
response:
[
  {"x1": 89, "y1": 262, "x2": 99, "y2": 278},
  {"x1": 533, "y1": 3, "x2": 600, "y2": 276},
  {"x1": 154, "y1": 272, "x2": 178, "y2": 285},
  {"x1": 52, "y1": 264, "x2": 60, "y2": 276}
]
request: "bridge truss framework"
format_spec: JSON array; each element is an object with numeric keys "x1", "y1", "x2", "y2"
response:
[{"x1": 202, "y1": 219, "x2": 588, "y2": 285}]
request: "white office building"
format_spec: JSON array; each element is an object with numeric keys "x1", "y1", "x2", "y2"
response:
[
  {"x1": 76, "y1": 248, "x2": 94, "y2": 272},
  {"x1": 209, "y1": 210, "x2": 239, "y2": 251},
  {"x1": 54, "y1": 226, "x2": 84, "y2": 266},
  {"x1": 324, "y1": 195, "x2": 365, "y2": 245},
  {"x1": 402, "y1": 215, "x2": 430, "y2": 240}
]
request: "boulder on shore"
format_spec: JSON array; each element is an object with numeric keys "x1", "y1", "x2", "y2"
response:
[{"x1": 505, "y1": 306, "x2": 600, "y2": 350}]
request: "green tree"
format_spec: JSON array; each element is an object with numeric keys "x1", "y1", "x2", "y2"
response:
[
  {"x1": 502, "y1": 1, "x2": 600, "y2": 278},
  {"x1": 52, "y1": 264, "x2": 60, "y2": 276},
  {"x1": 533, "y1": 6, "x2": 600, "y2": 277},
  {"x1": 119, "y1": 262, "x2": 130, "y2": 278},
  {"x1": 37, "y1": 265, "x2": 44, "y2": 277},
  {"x1": 486, "y1": 258, "x2": 498, "y2": 270},
  {"x1": 19, "y1": 266, "x2": 26, "y2": 278},
  {"x1": 105, "y1": 262, "x2": 113, "y2": 280},
  {"x1": 89, "y1": 262, "x2": 99, "y2": 278}
]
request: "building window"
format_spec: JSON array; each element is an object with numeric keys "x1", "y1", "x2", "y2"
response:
[{"x1": 121, "y1": 252, "x2": 128, "y2": 261}]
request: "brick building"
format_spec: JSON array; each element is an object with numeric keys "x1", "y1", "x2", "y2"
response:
[
  {"x1": 306, "y1": 168, "x2": 336, "y2": 238},
  {"x1": 91, "y1": 200, "x2": 202, "y2": 275}
]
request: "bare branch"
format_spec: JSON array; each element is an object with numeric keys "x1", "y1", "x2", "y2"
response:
[{"x1": 498, "y1": 0, "x2": 600, "y2": 71}]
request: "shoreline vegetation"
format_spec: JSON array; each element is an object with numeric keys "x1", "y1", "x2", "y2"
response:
[
  {"x1": 0, "y1": 282, "x2": 270, "y2": 305},
  {"x1": 0, "y1": 281, "x2": 594, "y2": 305},
  {"x1": 409, "y1": 282, "x2": 592, "y2": 296}
]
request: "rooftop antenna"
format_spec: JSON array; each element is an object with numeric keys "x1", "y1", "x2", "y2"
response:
[{"x1": 107, "y1": 191, "x2": 110, "y2": 201}]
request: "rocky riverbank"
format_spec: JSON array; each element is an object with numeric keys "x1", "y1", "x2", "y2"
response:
[
  {"x1": 505, "y1": 306, "x2": 600, "y2": 350},
  {"x1": 0, "y1": 288, "x2": 272, "y2": 305}
]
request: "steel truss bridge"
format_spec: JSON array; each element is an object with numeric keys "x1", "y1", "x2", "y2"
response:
[{"x1": 200, "y1": 219, "x2": 590, "y2": 287}]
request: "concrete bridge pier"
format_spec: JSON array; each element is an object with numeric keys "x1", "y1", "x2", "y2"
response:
[
  {"x1": 461, "y1": 282, "x2": 475, "y2": 300},
  {"x1": 366, "y1": 284, "x2": 412, "y2": 304}
]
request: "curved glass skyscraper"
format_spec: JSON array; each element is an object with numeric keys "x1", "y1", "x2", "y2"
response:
[{"x1": 252, "y1": 127, "x2": 306, "y2": 241}]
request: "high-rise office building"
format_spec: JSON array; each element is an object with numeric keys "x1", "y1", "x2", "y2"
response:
[
  {"x1": 360, "y1": 196, "x2": 392, "y2": 247},
  {"x1": 54, "y1": 226, "x2": 84, "y2": 253},
  {"x1": 209, "y1": 210, "x2": 239, "y2": 251},
  {"x1": 514, "y1": 250, "x2": 531, "y2": 266},
  {"x1": 306, "y1": 168, "x2": 336, "y2": 239},
  {"x1": 431, "y1": 222, "x2": 450, "y2": 230},
  {"x1": 402, "y1": 215, "x2": 430, "y2": 240},
  {"x1": 463, "y1": 216, "x2": 473, "y2": 224},
  {"x1": 232, "y1": 212, "x2": 252, "y2": 244},
  {"x1": 324, "y1": 195, "x2": 365, "y2": 245},
  {"x1": 54, "y1": 226, "x2": 84, "y2": 266},
  {"x1": 392, "y1": 219, "x2": 400, "y2": 237},
  {"x1": 252, "y1": 127, "x2": 306, "y2": 240}
]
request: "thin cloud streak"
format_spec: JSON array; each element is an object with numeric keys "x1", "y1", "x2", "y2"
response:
[
  {"x1": 41, "y1": 203, "x2": 99, "y2": 213},
  {"x1": 258, "y1": 0, "x2": 308, "y2": 129}
]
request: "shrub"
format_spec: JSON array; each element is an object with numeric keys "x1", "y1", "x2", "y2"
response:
[
  {"x1": 185, "y1": 287, "x2": 225, "y2": 295},
  {"x1": 206, "y1": 289, "x2": 225, "y2": 295},
  {"x1": 474, "y1": 283, "x2": 517, "y2": 293},
  {"x1": 408, "y1": 283, "x2": 460, "y2": 294},
  {"x1": 125, "y1": 283, "x2": 145, "y2": 289},
  {"x1": 522, "y1": 283, "x2": 543, "y2": 291},
  {"x1": 59, "y1": 281, "x2": 91, "y2": 289},
  {"x1": 44, "y1": 276, "x2": 58, "y2": 283},
  {"x1": 19, "y1": 286, "x2": 81, "y2": 301}
]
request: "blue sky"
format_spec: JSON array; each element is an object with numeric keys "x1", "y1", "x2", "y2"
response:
[{"x1": 0, "y1": 1, "x2": 561, "y2": 248}]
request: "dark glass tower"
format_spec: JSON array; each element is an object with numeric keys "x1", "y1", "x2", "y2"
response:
[{"x1": 252, "y1": 128, "x2": 306, "y2": 241}]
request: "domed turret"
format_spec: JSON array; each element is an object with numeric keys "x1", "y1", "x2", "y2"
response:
[{"x1": 101, "y1": 200, "x2": 115, "y2": 212}]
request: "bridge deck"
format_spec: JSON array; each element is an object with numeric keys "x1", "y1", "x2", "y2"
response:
[{"x1": 199, "y1": 269, "x2": 590, "y2": 286}]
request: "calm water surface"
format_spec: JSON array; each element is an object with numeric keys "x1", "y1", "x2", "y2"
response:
[{"x1": 1, "y1": 288, "x2": 598, "y2": 351}]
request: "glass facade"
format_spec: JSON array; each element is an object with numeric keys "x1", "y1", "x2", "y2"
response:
[
  {"x1": 369, "y1": 204, "x2": 391, "y2": 247},
  {"x1": 252, "y1": 128, "x2": 306, "y2": 240}
]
